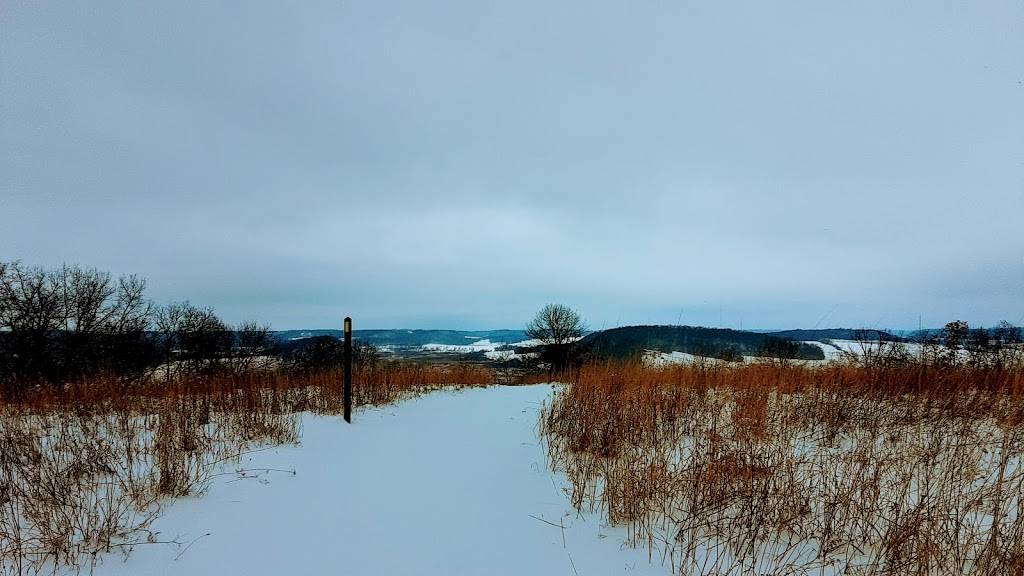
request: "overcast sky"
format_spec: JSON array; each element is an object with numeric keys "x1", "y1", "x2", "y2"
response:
[{"x1": 2, "y1": 1, "x2": 1022, "y2": 331}]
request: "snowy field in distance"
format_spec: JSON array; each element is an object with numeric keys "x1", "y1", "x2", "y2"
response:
[
  {"x1": 644, "y1": 339, "x2": 939, "y2": 365},
  {"x1": 420, "y1": 338, "x2": 544, "y2": 361},
  {"x1": 91, "y1": 385, "x2": 662, "y2": 576},
  {"x1": 419, "y1": 338, "x2": 547, "y2": 353},
  {"x1": 419, "y1": 338, "x2": 504, "y2": 353}
]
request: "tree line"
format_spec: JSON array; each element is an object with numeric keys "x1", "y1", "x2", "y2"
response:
[{"x1": 0, "y1": 261, "x2": 374, "y2": 392}]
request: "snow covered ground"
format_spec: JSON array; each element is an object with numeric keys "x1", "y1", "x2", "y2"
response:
[
  {"x1": 419, "y1": 338, "x2": 504, "y2": 353},
  {"x1": 643, "y1": 350, "x2": 705, "y2": 366},
  {"x1": 91, "y1": 385, "x2": 663, "y2": 576},
  {"x1": 419, "y1": 338, "x2": 547, "y2": 354},
  {"x1": 643, "y1": 350, "x2": 766, "y2": 366},
  {"x1": 483, "y1": 349, "x2": 538, "y2": 361},
  {"x1": 419, "y1": 338, "x2": 542, "y2": 361}
]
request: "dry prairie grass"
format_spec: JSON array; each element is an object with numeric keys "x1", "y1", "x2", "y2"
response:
[
  {"x1": 0, "y1": 362, "x2": 493, "y2": 574},
  {"x1": 542, "y1": 360, "x2": 1024, "y2": 575}
]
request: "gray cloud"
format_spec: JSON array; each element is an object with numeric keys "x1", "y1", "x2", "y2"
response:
[{"x1": 2, "y1": 1, "x2": 1022, "y2": 330}]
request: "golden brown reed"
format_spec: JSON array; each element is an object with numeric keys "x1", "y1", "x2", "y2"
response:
[
  {"x1": 3, "y1": 362, "x2": 495, "y2": 414},
  {"x1": 542, "y1": 360, "x2": 1024, "y2": 575},
  {"x1": 1, "y1": 362, "x2": 494, "y2": 575}
]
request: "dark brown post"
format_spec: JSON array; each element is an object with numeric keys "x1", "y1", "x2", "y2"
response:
[{"x1": 344, "y1": 316, "x2": 352, "y2": 423}]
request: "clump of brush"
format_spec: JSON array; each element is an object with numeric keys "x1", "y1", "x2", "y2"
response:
[
  {"x1": 1, "y1": 362, "x2": 495, "y2": 575},
  {"x1": 542, "y1": 355, "x2": 1024, "y2": 575}
]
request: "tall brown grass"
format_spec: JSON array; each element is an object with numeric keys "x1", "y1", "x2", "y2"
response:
[
  {"x1": 542, "y1": 360, "x2": 1024, "y2": 575},
  {"x1": 0, "y1": 362, "x2": 494, "y2": 575}
]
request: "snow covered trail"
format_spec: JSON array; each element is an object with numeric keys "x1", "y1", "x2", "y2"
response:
[{"x1": 94, "y1": 385, "x2": 663, "y2": 576}]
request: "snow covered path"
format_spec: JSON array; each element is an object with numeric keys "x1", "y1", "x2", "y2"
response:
[{"x1": 94, "y1": 385, "x2": 663, "y2": 575}]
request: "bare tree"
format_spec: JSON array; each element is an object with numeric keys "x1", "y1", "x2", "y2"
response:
[
  {"x1": 0, "y1": 262, "x2": 64, "y2": 334},
  {"x1": 526, "y1": 304, "x2": 586, "y2": 346},
  {"x1": 55, "y1": 265, "x2": 156, "y2": 378},
  {"x1": 107, "y1": 274, "x2": 152, "y2": 334},
  {"x1": 0, "y1": 262, "x2": 64, "y2": 384},
  {"x1": 0, "y1": 262, "x2": 158, "y2": 385},
  {"x1": 994, "y1": 320, "x2": 1022, "y2": 347},
  {"x1": 228, "y1": 320, "x2": 274, "y2": 373},
  {"x1": 153, "y1": 301, "x2": 231, "y2": 376},
  {"x1": 941, "y1": 320, "x2": 970, "y2": 366},
  {"x1": 57, "y1": 264, "x2": 115, "y2": 334},
  {"x1": 758, "y1": 337, "x2": 800, "y2": 366},
  {"x1": 154, "y1": 301, "x2": 187, "y2": 380},
  {"x1": 526, "y1": 304, "x2": 586, "y2": 373},
  {"x1": 942, "y1": 320, "x2": 970, "y2": 349},
  {"x1": 177, "y1": 303, "x2": 231, "y2": 375}
]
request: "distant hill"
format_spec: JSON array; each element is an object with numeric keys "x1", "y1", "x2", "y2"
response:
[
  {"x1": 765, "y1": 329, "x2": 902, "y2": 342},
  {"x1": 275, "y1": 329, "x2": 530, "y2": 348},
  {"x1": 275, "y1": 326, "x2": 931, "y2": 360},
  {"x1": 578, "y1": 325, "x2": 825, "y2": 361}
]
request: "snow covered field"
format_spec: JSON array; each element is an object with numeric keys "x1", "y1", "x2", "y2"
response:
[
  {"x1": 91, "y1": 385, "x2": 663, "y2": 576},
  {"x1": 418, "y1": 338, "x2": 505, "y2": 353},
  {"x1": 419, "y1": 338, "x2": 542, "y2": 362},
  {"x1": 644, "y1": 339, "x2": 939, "y2": 365}
]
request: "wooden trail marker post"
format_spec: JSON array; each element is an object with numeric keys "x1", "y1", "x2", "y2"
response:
[{"x1": 344, "y1": 316, "x2": 352, "y2": 423}]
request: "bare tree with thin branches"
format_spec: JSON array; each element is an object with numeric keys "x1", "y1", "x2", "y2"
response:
[
  {"x1": 526, "y1": 304, "x2": 586, "y2": 346},
  {"x1": 525, "y1": 304, "x2": 586, "y2": 373}
]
